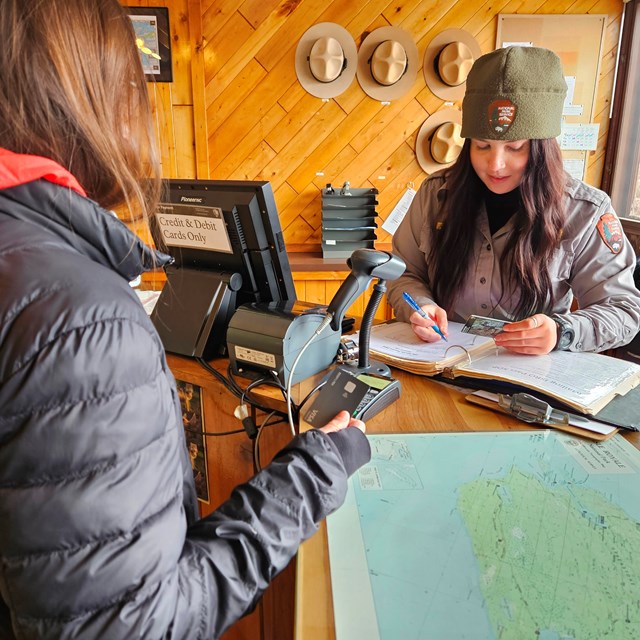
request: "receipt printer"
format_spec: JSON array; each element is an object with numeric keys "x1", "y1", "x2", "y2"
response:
[
  {"x1": 228, "y1": 249, "x2": 406, "y2": 386},
  {"x1": 227, "y1": 301, "x2": 341, "y2": 385}
]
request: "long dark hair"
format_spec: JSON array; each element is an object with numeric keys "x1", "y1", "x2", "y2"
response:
[
  {"x1": 0, "y1": 0, "x2": 161, "y2": 223},
  {"x1": 429, "y1": 138, "x2": 567, "y2": 319}
]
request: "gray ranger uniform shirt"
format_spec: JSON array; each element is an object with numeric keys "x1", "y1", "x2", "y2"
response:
[{"x1": 387, "y1": 171, "x2": 640, "y2": 353}]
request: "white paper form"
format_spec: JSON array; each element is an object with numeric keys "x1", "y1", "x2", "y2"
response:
[
  {"x1": 461, "y1": 349, "x2": 640, "y2": 414},
  {"x1": 559, "y1": 123, "x2": 600, "y2": 150},
  {"x1": 367, "y1": 321, "x2": 494, "y2": 363},
  {"x1": 381, "y1": 188, "x2": 416, "y2": 235}
]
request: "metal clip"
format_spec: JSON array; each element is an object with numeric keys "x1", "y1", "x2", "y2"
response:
[
  {"x1": 497, "y1": 392, "x2": 567, "y2": 425},
  {"x1": 337, "y1": 338, "x2": 359, "y2": 364}
]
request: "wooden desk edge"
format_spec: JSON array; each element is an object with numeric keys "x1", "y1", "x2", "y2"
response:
[
  {"x1": 295, "y1": 524, "x2": 334, "y2": 640},
  {"x1": 293, "y1": 376, "x2": 640, "y2": 640}
]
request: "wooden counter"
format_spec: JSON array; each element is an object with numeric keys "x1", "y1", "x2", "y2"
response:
[
  {"x1": 165, "y1": 354, "x2": 640, "y2": 640},
  {"x1": 294, "y1": 372, "x2": 640, "y2": 640},
  {"x1": 166, "y1": 354, "x2": 298, "y2": 640}
]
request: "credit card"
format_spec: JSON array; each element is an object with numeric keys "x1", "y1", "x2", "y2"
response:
[
  {"x1": 303, "y1": 368, "x2": 369, "y2": 427},
  {"x1": 461, "y1": 314, "x2": 508, "y2": 337}
]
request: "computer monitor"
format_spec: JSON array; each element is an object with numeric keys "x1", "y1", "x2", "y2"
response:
[{"x1": 149, "y1": 179, "x2": 296, "y2": 359}]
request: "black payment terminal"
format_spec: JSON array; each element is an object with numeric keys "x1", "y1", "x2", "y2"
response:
[{"x1": 303, "y1": 366, "x2": 401, "y2": 425}]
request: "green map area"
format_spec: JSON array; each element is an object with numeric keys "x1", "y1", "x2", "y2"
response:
[
  {"x1": 327, "y1": 431, "x2": 640, "y2": 639},
  {"x1": 458, "y1": 466, "x2": 640, "y2": 639}
]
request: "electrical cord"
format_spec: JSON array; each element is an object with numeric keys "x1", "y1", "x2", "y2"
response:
[
  {"x1": 285, "y1": 312, "x2": 334, "y2": 437},
  {"x1": 245, "y1": 378, "x2": 292, "y2": 411},
  {"x1": 297, "y1": 379, "x2": 328, "y2": 415},
  {"x1": 226, "y1": 363, "x2": 294, "y2": 415},
  {"x1": 196, "y1": 338, "x2": 328, "y2": 439},
  {"x1": 183, "y1": 424, "x2": 244, "y2": 437},
  {"x1": 242, "y1": 377, "x2": 294, "y2": 416},
  {"x1": 226, "y1": 363, "x2": 248, "y2": 398},
  {"x1": 196, "y1": 357, "x2": 241, "y2": 397},
  {"x1": 235, "y1": 376, "x2": 291, "y2": 438},
  {"x1": 197, "y1": 356, "x2": 287, "y2": 416},
  {"x1": 266, "y1": 369, "x2": 289, "y2": 399},
  {"x1": 252, "y1": 410, "x2": 279, "y2": 473}
]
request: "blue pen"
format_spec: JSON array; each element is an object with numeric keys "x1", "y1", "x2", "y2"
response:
[{"x1": 402, "y1": 292, "x2": 448, "y2": 341}]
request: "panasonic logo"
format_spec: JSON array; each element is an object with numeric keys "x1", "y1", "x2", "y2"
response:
[{"x1": 180, "y1": 196, "x2": 203, "y2": 203}]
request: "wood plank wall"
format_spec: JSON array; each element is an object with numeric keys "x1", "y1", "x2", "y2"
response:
[
  {"x1": 201, "y1": 0, "x2": 624, "y2": 252},
  {"x1": 124, "y1": 0, "x2": 204, "y2": 179},
  {"x1": 126, "y1": 0, "x2": 624, "y2": 244},
  {"x1": 125, "y1": 0, "x2": 626, "y2": 308}
]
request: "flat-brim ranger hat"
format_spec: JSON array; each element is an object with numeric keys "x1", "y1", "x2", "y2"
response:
[
  {"x1": 295, "y1": 23, "x2": 357, "y2": 99},
  {"x1": 415, "y1": 107, "x2": 463, "y2": 174},
  {"x1": 461, "y1": 46, "x2": 568, "y2": 140},
  {"x1": 423, "y1": 29, "x2": 481, "y2": 101},
  {"x1": 357, "y1": 26, "x2": 418, "y2": 102}
]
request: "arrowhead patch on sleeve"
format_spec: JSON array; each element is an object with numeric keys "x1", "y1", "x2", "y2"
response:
[{"x1": 596, "y1": 212, "x2": 623, "y2": 254}]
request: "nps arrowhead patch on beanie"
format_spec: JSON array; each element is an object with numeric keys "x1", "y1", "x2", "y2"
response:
[{"x1": 461, "y1": 46, "x2": 567, "y2": 140}]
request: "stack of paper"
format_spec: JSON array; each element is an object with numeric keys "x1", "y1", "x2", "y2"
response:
[
  {"x1": 367, "y1": 321, "x2": 497, "y2": 375},
  {"x1": 366, "y1": 321, "x2": 640, "y2": 416}
]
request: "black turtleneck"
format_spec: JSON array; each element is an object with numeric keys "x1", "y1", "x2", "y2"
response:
[{"x1": 483, "y1": 185, "x2": 521, "y2": 236}]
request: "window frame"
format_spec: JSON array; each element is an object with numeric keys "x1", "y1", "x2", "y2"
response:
[{"x1": 602, "y1": 0, "x2": 640, "y2": 235}]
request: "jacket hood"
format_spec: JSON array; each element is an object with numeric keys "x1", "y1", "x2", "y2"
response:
[
  {"x1": 0, "y1": 148, "x2": 171, "y2": 280},
  {"x1": 0, "y1": 147, "x2": 87, "y2": 195}
]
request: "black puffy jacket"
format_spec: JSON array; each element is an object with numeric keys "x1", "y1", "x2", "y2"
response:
[{"x1": 0, "y1": 150, "x2": 370, "y2": 639}]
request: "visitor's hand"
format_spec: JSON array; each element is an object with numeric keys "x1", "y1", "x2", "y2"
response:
[
  {"x1": 319, "y1": 410, "x2": 365, "y2": 434},
  {"x1": 409, "y1": 304, "x2": 449, "y2": 343},
  {"x1": 494, "y1": 314, "x2": 557, "y2": 354}
]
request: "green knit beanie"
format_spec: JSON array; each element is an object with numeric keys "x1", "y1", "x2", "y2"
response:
[{"x1": 461, "y1": 46, "x2": 567, "y2": 140}]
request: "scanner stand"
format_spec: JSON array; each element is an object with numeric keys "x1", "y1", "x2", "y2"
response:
[{"x1": 344, "y1": 279, "x2": 393, "y2": 378}]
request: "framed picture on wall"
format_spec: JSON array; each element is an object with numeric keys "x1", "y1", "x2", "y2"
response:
[
  {"x1": 176, "y1": 379, "x2": 210, "y2": 504},
  {"x1": 125, "y1": 6, "x2": 173, "y2": 82}
]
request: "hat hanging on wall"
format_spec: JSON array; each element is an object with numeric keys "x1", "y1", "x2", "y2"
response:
[
  {"x1": 423, "y1": 29, "x2": 481, "y2": 101},
  {"x1": 415, "y1": 107, "x2": 463, "y2": 174},
  {"x1": 357, "y1": 26, "x2": 419, "y2": 102},
  {"x1": 295, "y1": 23, "x2": 357, "y2": 99}
]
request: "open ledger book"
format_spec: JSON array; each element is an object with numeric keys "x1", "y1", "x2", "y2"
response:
[{"x1": 366, "y1": 321, "x2": 640, "y2": 416}]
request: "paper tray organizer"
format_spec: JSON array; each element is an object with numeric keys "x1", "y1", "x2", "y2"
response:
[{"x1": 321, "y1": 186, "x2": 379, "y2": 258}]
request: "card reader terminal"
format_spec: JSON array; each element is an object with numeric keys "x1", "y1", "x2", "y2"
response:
[{"x1": 303, "y1": 367, "x2": 401, "y2": 426}]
